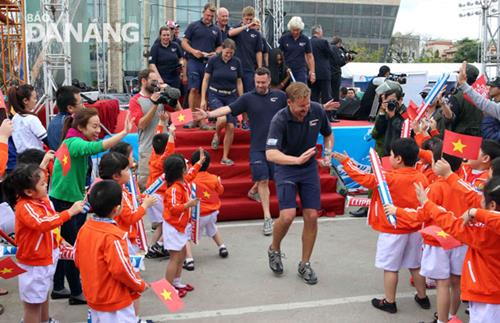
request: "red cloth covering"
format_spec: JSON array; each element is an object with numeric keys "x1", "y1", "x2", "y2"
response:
[{"x1": 85, "y1": 99, "x2": 119, "y2": 138}]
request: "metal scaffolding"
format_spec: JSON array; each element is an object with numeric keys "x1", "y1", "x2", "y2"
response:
[
  {"x1": 0, "y1": 0, "x2": 26, "y2": 87},
  {"x1": 254, "y1": 0, "x2": 284, "y2": 48},
  {"x1": 93, "y1": 0, "x2": 107, "y2": 93}
]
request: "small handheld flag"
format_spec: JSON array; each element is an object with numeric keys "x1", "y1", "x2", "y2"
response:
[
  {"x1": 419, "y1": 225, "x2": 461, "y2": 250},
  {"x1": 442, "y1": 130, "x2": 482, "y2": 160},
  {"x1": 369, "y1": 148, "x2": 397, "y2": 227},
  {"x1": 55, "y1": 143, "x2": 71, "y2": 176},
  {"x1": 0, "y1": 257, "x2": 26, "y2": 279},
  {"x1": 144, "y1": 174, "x2": 165, "y2": 195},
  {"x1": 464, "y1": 74, "x2": 489, "y2": 107},
  {"x1": 401, "y1": 100, "x2": 419, "y2": 120},
  {"x1": 400, "y1": 119, "x2": 411, "y2": 138},
  {"x1": 151, "y1": 279, "x2": 184, "y2": 312},
  {"x1": 170, "y1": 109, "x2": 193, "y2": 127},
  {"x1": 126, "y1": 170, "x2": 148, "y2": 252}
]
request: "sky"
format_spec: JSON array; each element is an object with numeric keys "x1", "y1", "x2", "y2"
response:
[{"x1": 393, "y1": 0, "x2": 486, "y2": 40}]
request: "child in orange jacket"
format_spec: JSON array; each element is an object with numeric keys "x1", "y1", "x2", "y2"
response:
[
  {"x1": 4, "y1": 164, "x2": 83, "y2": 323},
  {"x1": 162, "y1": 150, "x2": 205, "y2": 297},
  {"x1": 75, "y1": 180, "x2": 147, "y2": 323},
  {"x1": 333, "y1": 138, "x2": 430, "y2": 314},
  {"x1": 183, "y1": 149, "x2": 228, "y2": 271},
  {"x1": 145, "y1": 116, "x2": 175, "y2": 259},
  {"x1": 459, "y1": 139, "x2": 499, "y2": 191},
  {"x1": 385, "y1": 149, "x2": 469, "y2": 323},
  {"x1": 414, "y1": 176, "x2": 500, "y2": 322}
]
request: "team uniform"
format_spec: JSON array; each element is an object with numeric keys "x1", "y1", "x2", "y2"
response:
[
  {"x1": 75, "y1": 217, "x2": 146, "y2": 322},
  {"x1": 149, "y1": 40, "x2": 183, "y2": 89},
  {"x1": 231, "y1": 25, "x2": 262, "y2": 92},
  {"x1": 193, "y1": 171, "x2": 224, "y2": 237},
  {"x1": 422, "y1": 201, "x2": 500, "y2": 322},
  {"x1": 162, "y1": 163, "x2": 201, "y2": 251},
  {"x1": 278, "y1": 32, "x2": 312, "y2": 84},
  {"x1": 183, "y1": 19, "x2": 222, "y2": 91},
  {"x1": 15, "y1": 197, "x2": 70, "y2": 304},
  {"x1": 205, "y1": 54, "x2": 243, "y2": 126},
  {"x1": 458, "y1": 164, "x2": 489, "y2": 191},
  {"x1": 266, "y1": 102, "x2": 331, "y2": 210},
  {"x1": 229, "y1": 89, "x2": 287, "y2": 181},
  {"x1": 0, "y1": 141, "x2": 7, "y2": 176},
  {"x1": 340, "y1": 159, "x2": 429, "y2": 271}
]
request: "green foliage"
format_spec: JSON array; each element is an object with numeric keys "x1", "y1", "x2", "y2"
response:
[
  {"x1": 349, "y1": 44, "x2": 385, "y2": 63},
  {"x1": 453, "y1": 38, "x2": 480, "y2": 63}
]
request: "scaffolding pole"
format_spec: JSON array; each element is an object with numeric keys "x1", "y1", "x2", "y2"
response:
[{"x1": 0, "y1": 0, "x2": 26, "y2": 87}]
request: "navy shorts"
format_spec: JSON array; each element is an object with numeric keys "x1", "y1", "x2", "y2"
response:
[
  {"x1": 163, "y1": 72, "x2": 181, "y2": 90},
  {"x1": 250, "y1": 151, "x2": 274, "y2": 181},
  {"x1": 274, "y1": 161, "x2": 320, "y2": 210},
  {"x1": 242, "y1": 70, "x2": 255, "y2": 92},
  {"x1": 187, "y1": 59, "x2": 206, "y2": 91},
  {"x1": 208, "y1": 90, "x2": 238, "y2": 126},
  {"x1": 290, "y1": 68, "x2": 307, "y2": 84}
]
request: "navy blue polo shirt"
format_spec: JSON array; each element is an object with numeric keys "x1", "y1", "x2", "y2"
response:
[
  {"x1": 219, "y1": 25, "x2": 229, "y2": 41},
  {"x1": 278, "y1": 32, "x2": 312, "y2": 71},
  {"x1": 229, "y1": 89, "x2": 287, "y2": 152},
  {"x1": 205, "y1": 54, "x2": 243, "y2": 90},
  {"x1": 231, "y1": 26, "x2": 262, "y2": 71},
  {"x1": 148, "y1": 41, "x2": 182, "y2": 79},
  {"x1": 266, "y1": 102, "x2": 331, "y2": 166},
  {"x1": 184, "y1": 19, "x2": 222, "y2": 60}
]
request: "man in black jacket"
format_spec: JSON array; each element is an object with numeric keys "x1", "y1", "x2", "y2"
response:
[
  {"x1": 330, "y1": 37, "x2": 348, "y2": 102},
  {"x1": 310, "y1": 25, "x2": 334, "y2": 103},
  {"x1": 358, "y1": 65, "x2": 391, "y2": 120}
]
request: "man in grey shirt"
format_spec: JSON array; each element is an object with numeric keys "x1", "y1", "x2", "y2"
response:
[{"x1": 129, "y1": 68, "x2": 165, "y2": 189}]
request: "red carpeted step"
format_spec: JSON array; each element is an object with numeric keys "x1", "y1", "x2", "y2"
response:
[
  {"x1": 219, "y1": 192, "x2": 345, "y2": 221},
  {"x1": 174, "y1": 144, "x2": 250, "y2": 163},
  {"x1": 175, "y1": 128, "x2": 251, "y2": 146}
]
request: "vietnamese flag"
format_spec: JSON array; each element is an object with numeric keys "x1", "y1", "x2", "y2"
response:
[
  {"x1": 0, "y1": 257, "x2": 26, "y2": 279},
  {"x1": 170, "y1": 109, "x2": 193, "y2": 127},
  {"x1": 464, "y1": 74, "x2": 489, "y2": 107},
  {"x1": 55, "y1": 142, "x2": 71, "y2": 176},
  {"x1": 442, "y1": 130, "x2": 482, "y2": 160},
  {"x1": 402, "y1": 100, "x2": 419, "y2": 120},
  {"x1": 151, "y1": 279, "x2": 184, "y2": 312},
  {"x1": 196, "y1": 185, "x2": 219, "y2": 205},
  {"x1": 419, "y1": 225, "x2": 462, "y2": 250}
]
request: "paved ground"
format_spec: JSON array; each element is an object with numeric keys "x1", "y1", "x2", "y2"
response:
[{"x1": 0, "y1": 210, "x2": 470, "y2": 323}]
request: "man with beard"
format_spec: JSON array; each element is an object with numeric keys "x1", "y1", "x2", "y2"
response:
[{"x1": 128, "y1": 68, "x2": 165, "y2": 189}]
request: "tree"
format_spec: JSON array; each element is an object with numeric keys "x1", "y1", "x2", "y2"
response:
[
  {"x1": 453, "y1": 38, "x2": 480, "y2": 63},
  {"x1": 386, "y1": 32, "x2": 421, "y2": 63},
  {"x1": 349, "y1": 44, "x2": 385, "y2": 63}
]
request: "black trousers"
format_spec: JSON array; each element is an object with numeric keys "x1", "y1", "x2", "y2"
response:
[
  {"x1": 330, "y1": 73, "x2": 342, "y2": 102},
  {"x1": 51, "y1": 197, "x2": 85, "y2": 296},
  {"x1": 310, "y1": 79, "x2": 332, "y2": 103}
]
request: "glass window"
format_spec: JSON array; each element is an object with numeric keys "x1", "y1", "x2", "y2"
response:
[
  {"x1": 361, "y1": 5, "x2": 373, "y2": 16},
  {"x1": 317, "y1": 2, "x2": 335, "y2": 15},
  {"x1": 370, "y1": 18, "x2": 382, "y2": 38},
  {"x1": 351, "y1": 20, "x2": 362, "y2": 38},
  {"x1": 317, "y1": 17, "x2": 333, "y2": 35},
  {"x1": 336, "y1": 3, "x2": 353, "y2": 15},
  {"x1": 358, "y1": 18, "x2": 371, "y2": 38},
  {"x1": 381, "y1": 19, "x2": 395, "y2": 38},
  {"x1": 373, "y1": 5, "x2": 383, "y2": 17},
  {"x1": 383, "y1": 5, "x2": 399, "y2": 17},
  {"x1": 303, "y1": 3, "x2": 316, "y2": 14},
  {"x1": 292, "y1": 2, "x2": 304, "y2": 13},
  {"x1": 353, "y1": 4, "x2": 363, "y2": 16}
]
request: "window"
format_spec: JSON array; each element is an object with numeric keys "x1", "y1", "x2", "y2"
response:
[
  {"x1": 381, "y1": 19, "x2": 395, "y2": 38},
  {"x1": 383, "y1": 5, "x2": 399, "y2": 17},
  {"x1": 336, "y1": 3, "x2": 353, "y2": 16},
  {"x1": 317, "y1": 17, "x2": 333, "y2": 35},
  {"x1": 303, "y1": 3, "x2": 316, "y2": 14},
  {"x1": 317, "y1": 2, "x2": 335, "y2": 15}
]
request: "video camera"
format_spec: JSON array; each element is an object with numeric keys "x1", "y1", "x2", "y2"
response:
[
  {"x1": 151, "y1": 81, "x2": 181, "y2": 107},
  {"x1": 386, "y1": 73, "x2": 407, "y2": 85},
  {"x1": 339, "y1": 46, "x2": 358, "y2": 62}
]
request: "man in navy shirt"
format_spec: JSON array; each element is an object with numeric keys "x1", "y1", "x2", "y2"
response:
[
  {"x1": 310, "y1": 25, "x2": 334, "y2": 104},
  {"x1": 182, "y1": 3, "x2": 222, "y2": 128},
  {"x1": 193, "y1": 67, "x2": 287, "y2": 236},
  {"x1": 228, "y1": 6, "x2": 263, "y2": 92},
  {"x1": 216, "y1": 7, "x2": 230, "y2": 41},
  {"x1": 278, "y1": 16, "x2": 315, "y2": 84},
  {"x1": 266, "y1": 82, "x2": 333, "y2": 285}
]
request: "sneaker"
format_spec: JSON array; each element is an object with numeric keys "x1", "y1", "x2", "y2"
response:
[
  {"x1": 145, "y1": 243, "x2": 169, "y2": 259},
  {"x1": 241, "y1": 121, "x2": 250, "y2": 130},
  {"x1": 211, "y1": 134, "x2": 219, "y2": 150},
  {"x1": 48, "y1": 318, "x2": 60, "y2": 323},
  {"x1": 137, "y1": 319, "x2": 155, "y2": 323},
  {"x1": 267, "y1": 246, "x2": 283, "y2": 274},
  {"x1": 51, "y1": 288, "x2": 70, "y2": 299},
  {"x1": 183, "y1": 259, "x2": 195, "y2": 271},
  {"x1": 220, "y1": 158, "x2": 234, "y2": 166},
  {"x1": 263, "y1": 218, "x2": 273, "y2": 236},
  {"x1": 175, "y1": 288, "x2": 188, "y2": 298},
  {"x1": 68, "y1": 293, "x2": 87, "y2": 305},
  {"x1": 371, "y1": 298, "x2": 397, "y2": 313},
  {"x1": 297, "y1": 262, "x2": 318, "y2": 285},
  {"x1": 219, "y1": 246, "x2": 229, "y2": 258},
  {"x1": 414, "y1": 294, "x2": 431, "y2": 309}
]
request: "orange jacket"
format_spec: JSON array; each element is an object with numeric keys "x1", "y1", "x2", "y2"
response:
[
  {"x1": 416, "y1": 149, "x2": 437, "y2": 183},
  {"x1": 75, "y1": 218, "x2": 146, "y2": 312},
  {"x1": 475, "y1": 209, "x2": 500, "y2": 235},
  {"x1": 163, "y1": 163, "x2": 200, "y2": 233},
  {"x1": 396, "y1": 178, "x2": 469, "y2": 246},
  {"x1": 15, "y1": 197, "x2": 70, "y2": 266},
  {"x1": 458, "y1": 164, "x2": 489, "y2": 191},
  {"x1": 446, "y1": 173, "x2": 483, "y2": 208},
  {"x1": 193, "y1": 171, "x2": 223, "y2": 216},
  {"x1": 423, "y1": 201, "x2": 500, "y2": 304},
  {"x1": 146, "y1": 141, "x2": 175, "y2": 194},
  {"x1": 341, "y1": 157, "x2": 429, "y2": 234},
  {"x1": 114, "y1": 187, "x2": 145, "y2": 245},
  {"x1": 0, "y1": 142, "x2": 7, "y2": 176}
]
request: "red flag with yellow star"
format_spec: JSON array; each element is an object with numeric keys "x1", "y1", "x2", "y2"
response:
[
  {"x1": 196, "y1": 185, "x2": 219, "y2": 205},
  {"x1": 419, "y1": 225, "x2": 462, "y2": 250},
  {"x1": 0, "y1": 257, "x2": 26, "y2": 279},
  {"x1": 442, "y1": 130, "x2": 482, "y2": 160},
  {"x1": 170, "y1": 109, "x2": 193, "y2": 127},
  {"x1": 55, "y1": 142, "x2": 71, "y2": 176},
  {"x1": 151, "y1": 279, "x2": 184, "y2": 312}
]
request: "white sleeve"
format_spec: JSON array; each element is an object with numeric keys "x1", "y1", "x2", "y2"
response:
[{"x1": 28, "y1": 115, "x2": 48, "y2": 140}]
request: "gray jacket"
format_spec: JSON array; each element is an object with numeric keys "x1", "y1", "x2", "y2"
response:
[{"x1": 459, "y1": 83, "x2": 500, "y2": 120}]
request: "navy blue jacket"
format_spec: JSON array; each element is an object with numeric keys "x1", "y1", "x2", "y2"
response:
[
  {"x1": 311, "y1": 36, "x2": 333, "y2": 80},
  {"x1": 481, "y1": 116, "x2": 500, "y2": 141}
]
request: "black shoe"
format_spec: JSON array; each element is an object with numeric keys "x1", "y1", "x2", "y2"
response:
[
  {"x1": 145, "y1": 243, "x2": 169, "y2": 259},
  {"x1": 219, "y1": 247, "x2": 229, "y2": 258},
  {"x1": 414, "y1": 294, "x2": 431, "y2": 309},
  {"x1": 68, "y1": 294, "x2": 87, "y2": 305},
  {"x1": 350, "y1": 208, "x2": 368, "y2": 218},
  {"x1": 50, "y1": 288, "x2": 70, "y2": 299},
  {"x1": 371, "y1": 298, "x2": 397, "y2": 313},
  {"x1": 183, "y1": 259, "x2": 195, "y2": 271}
]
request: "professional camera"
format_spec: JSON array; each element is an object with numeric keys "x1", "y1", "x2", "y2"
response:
[
  {"x1": 386, "y1": 99, "x2": 400, "y2": 112},
  {"x1": 387, "y1": 73, "x2": 407, "y2": 85},
  {"x1": 339, "y1": 46, "x2": 358, "y2": 61},
  {"x1": 151, "y1": 82, "x2": 181, "y2": 107}
]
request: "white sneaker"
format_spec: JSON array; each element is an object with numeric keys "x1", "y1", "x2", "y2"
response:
[{"x1": 263, "y1": 218, "x2": 273, "y2": 236}]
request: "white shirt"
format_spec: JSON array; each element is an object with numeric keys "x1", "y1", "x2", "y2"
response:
[{"x1": 12, "y1": 113, "x2": 47, "y2": 153}]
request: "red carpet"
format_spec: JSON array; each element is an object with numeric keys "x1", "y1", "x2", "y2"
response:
[{"x1": 174, "y1": 128, "x2": 345, "y2": 221}]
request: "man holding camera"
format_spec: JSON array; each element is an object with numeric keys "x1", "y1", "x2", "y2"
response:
[
  {"x1": 372, "y1": 88, "x2": 405, "y2": 157},
  {"x1": 129, "y1": 68, "x2": 166, "y2": 189},
  {"x1": 330, "y1": 37, "x2": 349, "y2": 102},
  {"x1": 358, "y1": 65, "x2": 391, "y2": 121}
]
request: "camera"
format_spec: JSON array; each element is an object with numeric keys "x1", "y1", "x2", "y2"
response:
[
  {"x1": 386, "y1": 99, "x2": 399, "y2": 112},
  {"x1": 387, "y1": 73, "x2": 407, "y2": 85},
  {"x1": 151, "y1": 82, "x2": 181, "y2": 107},
  {"x1": 339, "y1": 46, "x2": 357, "y2": 61}
]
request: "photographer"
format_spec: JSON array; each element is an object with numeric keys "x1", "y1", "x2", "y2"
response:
[
  {"x1": 129, "y1": 69, "x2": 168, "y2": 189},
  {"x1": 372, "y1": 88, "x2": 405, "y2": 157},
  {"x1": 330, "y1": 37, "x2": 349, "y2": 102},
  {"x1": 358, "y1": 65, "x2": 391, "y2": 120}
]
